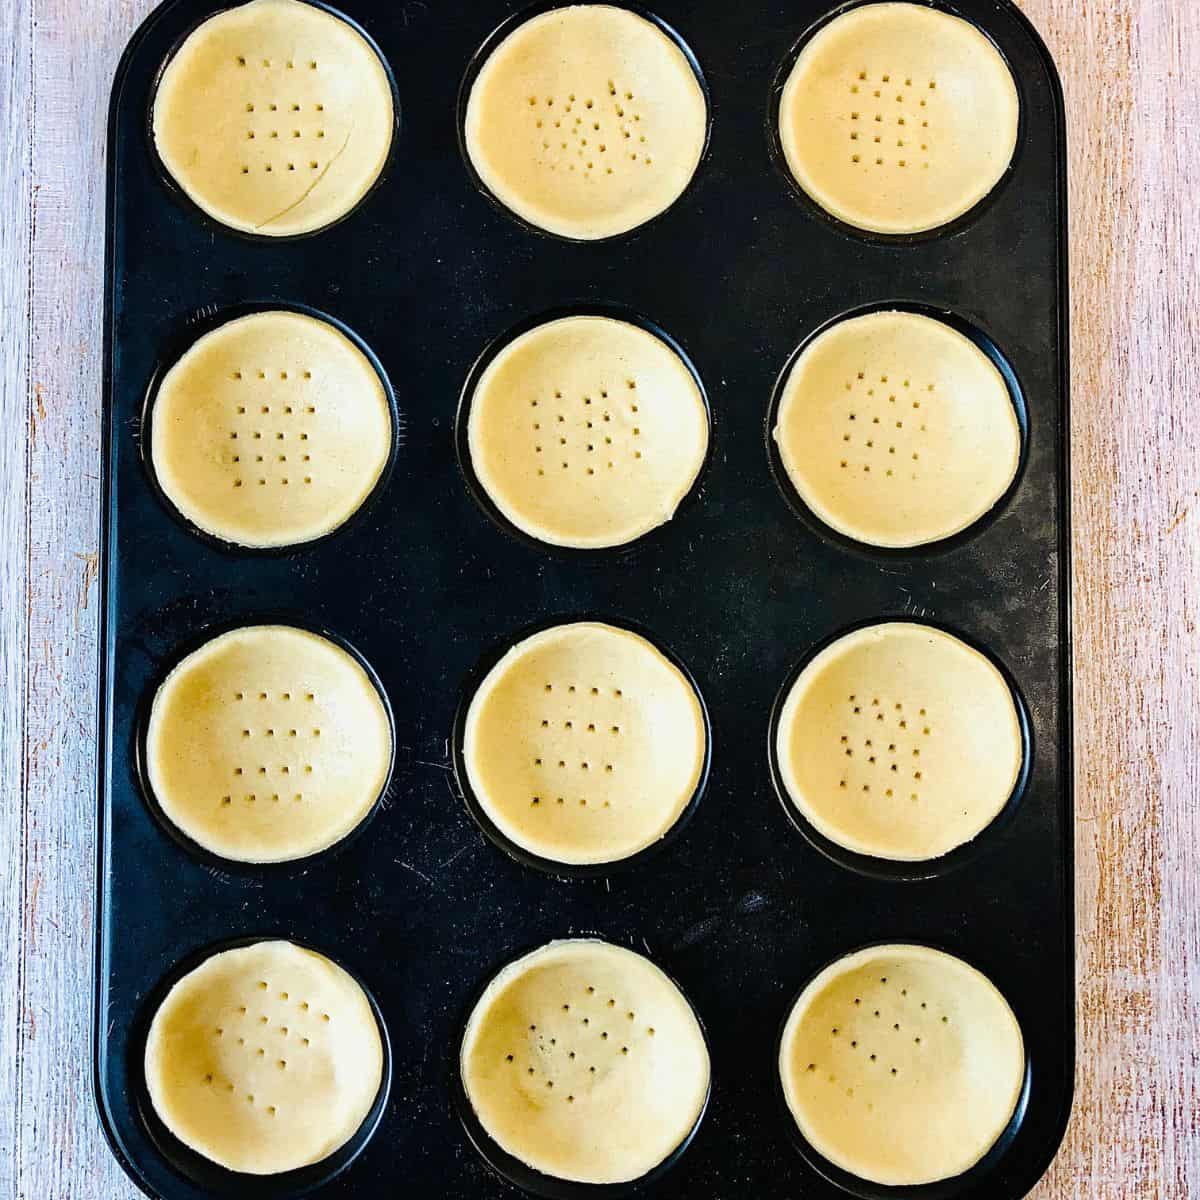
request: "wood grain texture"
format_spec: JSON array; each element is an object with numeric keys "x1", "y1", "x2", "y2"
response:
[
  {"x1": 1, "y1": 0, "x2": 34, "y2": 1193},
  {"x1": 9, "y1": 0, "x2": 134, "y2": 1195},
  {"x1": 1, "y1": 0, "x2": 1196, "y2": 1195}
]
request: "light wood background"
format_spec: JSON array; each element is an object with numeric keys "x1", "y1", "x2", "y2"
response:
[{"x1": 1, "y1": 1, "x2": 1197, "y2": 1196}]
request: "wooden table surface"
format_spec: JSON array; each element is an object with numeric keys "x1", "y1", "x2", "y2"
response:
[{"x1": 2, "y1": 1, "x2": 1197, "y2": 1195}]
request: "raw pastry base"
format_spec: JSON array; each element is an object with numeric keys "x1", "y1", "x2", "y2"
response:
[
  {"x1": 152, "y1": 0, "x2": 394, "y2": 236},
  {"x1": 145, "y1": 625, "x2": 392, "y2": 864},
  {"x1": 772, "y1": 309, "x2": 1020, "y2": 548},
  {"x1": 461, "y1": 622, "x2": 707, "y2": 866},
  {"x1": 779, "y1": 943, "x2": 1025, "y2": 1186},
  {"x1": 464, "y1": 5, "x2": 708, "y2": 239},
  {"x1": 150, "y1": 310, "x2": 393, "y2": 549},
  {"x1": 460, "y1": 939, "x2": 709, "y2": 1185},
  {"x1": 466, "y1": 315, "x2": 709, "y2": 548},
  {"x1": 774, "y1": 622, "x2": 1023, "y2": 862},
  {"x1": 778, "y1": 2, "x2": 1019, "y2": 235},
  {"x1": 144, "y1": 940, "x2": 385, "y2": 1175}
]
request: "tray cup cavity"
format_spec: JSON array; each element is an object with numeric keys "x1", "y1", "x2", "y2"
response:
[
  {"x1": 776, "y1": 942, "x2": 1031, "y2": 1199},
  {"x1": 143, "y1": 305, "x2": 399, "y2": 552},
  {"x1": 768, "y1": 619, "x2": 1032, "y2": 882},
  {"x1": 766, "y1": 302, "x2": 1028, "y2": 558},
  {"x1": 138, "y1": 620, "x2": 396, "y2": 869},
  {"x1": 458, "y1": 3, "x2": 711, "y2": 242},
  {"x1": 456, "y1": 938, "x2": 711, "y2": 1196},
  {"x1": 770, "y1": 0, "x2": 1023, "y2": 243},
  {"x1": 452, "y1": 617, "x2": 711, "y2": 879},
  {"x1": 149, "y1": 0, "x2": 399, "y2": 239},
  {"x1": 135, "y1": 936, "x2": 393, "y2": 1197},
  {"x1": 456, "y1": 307, "x2": 711, "y2": 552}
]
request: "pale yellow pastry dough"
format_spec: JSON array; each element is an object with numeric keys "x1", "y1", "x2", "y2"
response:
[
  {"x1": 151, "y1": 311, "x2": 392, "y2": 549},
  {"x1": 772, "y1": 310, "x2": 1020, "y2": 548},
  {"x1": 463, "y1": 622, "x2": 706, "y2": 865},
  {"x1": 778, "y1": 2, "x2": 1019, "y2": 235},
  {"x1": 146, "y1": 625, "x2": 392, "y2": 863},
  {"x1": 775, "y1": 623, "x2": 1022, "y2": 861},
  {"x1": 152, "y1": 0, "x2": 394, "y2": 236},
  {"x1": 464, "y1": 5, "x2": 708, "y2": 239},
  {"x1": 461, "y1": 939, "x2": 709, "y2": 1184},
  {"x1": 467, "y1": 316, "x2": 708, "y2": 548},
  {"x1": 779, "y1": 943, "x2": 1024, "y2": 1186},
  {"x1": 145, "y1": 940, "x2": 384, "y2": 1175}
]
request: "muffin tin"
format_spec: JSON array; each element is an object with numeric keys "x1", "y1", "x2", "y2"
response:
[{"x1": 97, "y1": 1, "x2": 1072, "y2": 1197}]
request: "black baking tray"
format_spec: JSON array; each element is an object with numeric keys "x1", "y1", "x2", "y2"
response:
[{"x1": 96, "y1": 0, "x2": 1073, "y2": 1196}]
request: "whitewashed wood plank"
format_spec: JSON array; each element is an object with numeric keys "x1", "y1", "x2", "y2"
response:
[
  {"x1": 1132, "y1": 5, "x2": 1200, "y2": 1195},
  {"x1": 1, "y1": 0, "x2": 34, "y2": 1194},
  {"x1": 1027, "y1": 1, "x2": 1200, "y2": 1196},
  {"x1": 14, "y1": 0, "x2": 153, "y2": 1195}
]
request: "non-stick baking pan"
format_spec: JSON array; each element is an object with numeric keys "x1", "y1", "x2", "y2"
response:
[{"x1": 96, "y1": 1, "x2": 1072, "y2": 1195}]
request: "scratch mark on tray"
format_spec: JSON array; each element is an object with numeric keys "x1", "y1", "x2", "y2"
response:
[
  {"x1": 675, "y1": 915, "x2": 721, "y2": 950},
  {"x1": 396, "y1": 860, "x2": 435, "y2": 887},
  {"x1": 440, "y1": 843, "x2": 474, "y2": 871},
  {"x1": 399, "y1": 0, "x2": 429, "y2": 27}
]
